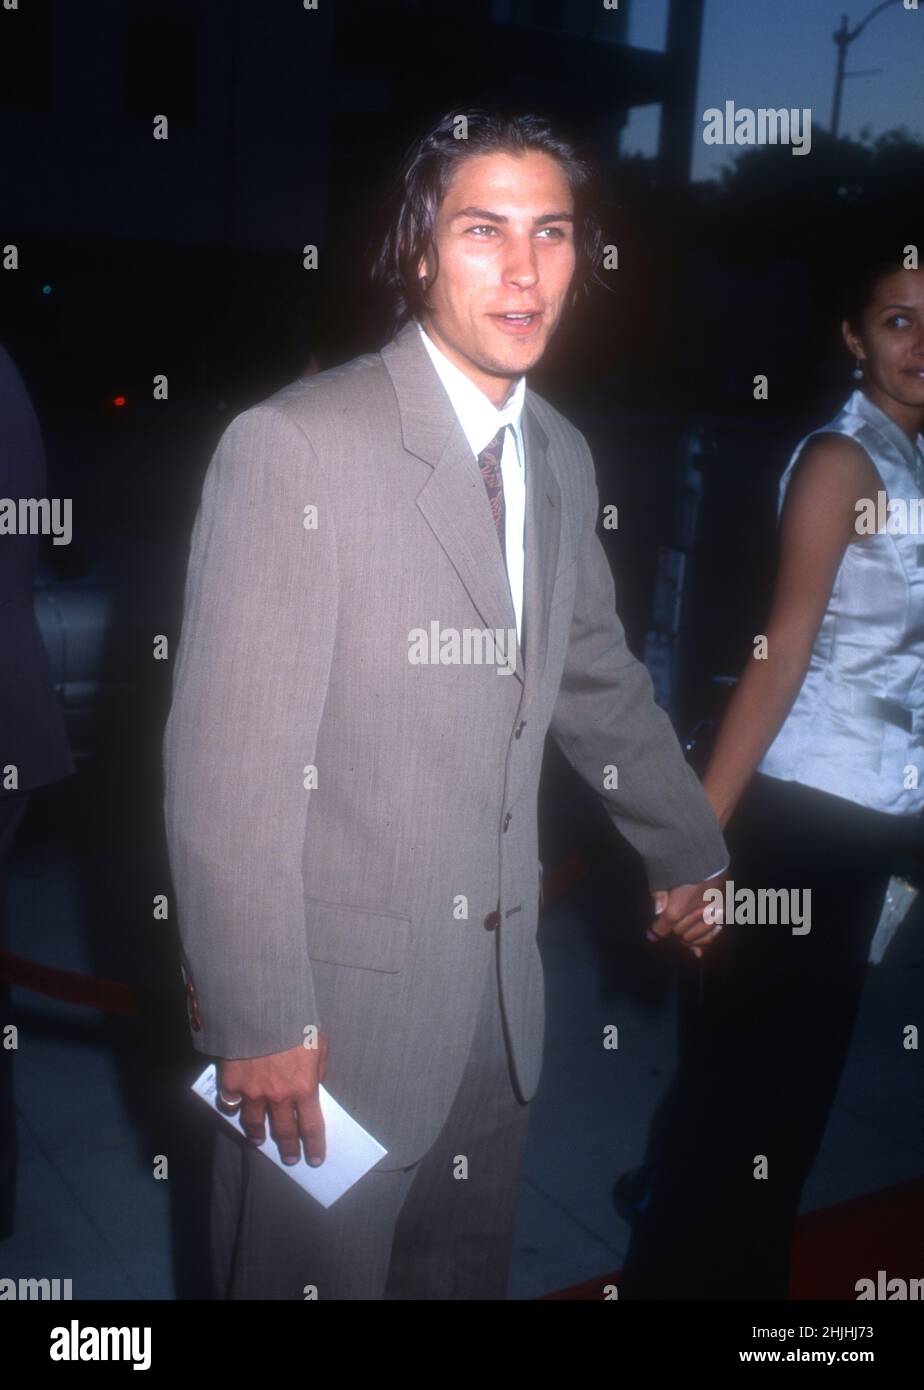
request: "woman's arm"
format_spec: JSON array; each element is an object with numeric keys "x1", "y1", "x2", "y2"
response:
[{"x1": 702, "y1": 432, "x2": 881, "y2": 829}]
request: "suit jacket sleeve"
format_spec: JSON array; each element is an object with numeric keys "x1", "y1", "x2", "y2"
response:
[
  {"x1": 163, "y1": 404, "x2": 337, "y2": 1059},
  {"x1": 548, "y1": 437, "x2": 728, "y2": 889}
]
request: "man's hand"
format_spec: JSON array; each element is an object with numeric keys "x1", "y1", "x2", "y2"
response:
[
  {"x1": 217, "y1": 1033, "x2": 330, "y2": 1166},
  {"x1": 647, "y1": 873, "x2": 728, "y2": 959}
]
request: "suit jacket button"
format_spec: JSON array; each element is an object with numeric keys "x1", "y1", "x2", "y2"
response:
[
  {"x1": 514, "y1": 719, "x2": 526, "y2": 738},
  {"x1": 502, "y1": 811, "x2": 511, "y2": 831},
  {"x1": 185, "y1": 980, "x2": 202, "y2": 1031},
  {"x1": 483, "y1": 910, "x2": 500, "y2": 931}
]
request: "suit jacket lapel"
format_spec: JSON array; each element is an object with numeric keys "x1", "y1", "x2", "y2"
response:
[
  {"x1": 522, "y1": 401, "x2": 561, "y2": 702},
  {"x1": 381, "y1": 319, "x2": 562, "y2": 700}
]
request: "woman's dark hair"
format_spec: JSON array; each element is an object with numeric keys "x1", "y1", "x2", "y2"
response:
[
  {"x1": 840, "y1": 240, "x2": 917, "y2": 332},
  {"x1": 369, "y1": 107, "x2": 607, "y2": 336}
]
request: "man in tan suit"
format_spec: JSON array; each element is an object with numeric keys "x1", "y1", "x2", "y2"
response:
[{"x1": 163, "y1": 108, "x2": 728, "y2": 1300}]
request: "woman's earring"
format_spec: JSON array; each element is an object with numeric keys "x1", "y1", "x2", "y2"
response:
[{"x1": 852, "y1": 358, "x2": 864, "y2": 380}]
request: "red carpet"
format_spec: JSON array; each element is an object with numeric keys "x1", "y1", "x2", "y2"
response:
[{"x1": 541, "y1": 1177, "x2": 924, "y2": 1299}]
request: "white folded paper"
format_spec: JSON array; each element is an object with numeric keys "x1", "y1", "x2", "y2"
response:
[
  {"x1": 869, "y1": 876, "x2": 919, "y2": 966},
  {"x1": 192, "y1": 1063, "x2": 387, "y2": 1209}
]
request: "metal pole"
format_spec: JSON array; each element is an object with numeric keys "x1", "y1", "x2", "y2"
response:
[
  {"x1": 831, "y1": 14, "x2": 850, "y2": 138},
  {"x1": 830, "y1": 0, "x2": 903, "y2": 138}
]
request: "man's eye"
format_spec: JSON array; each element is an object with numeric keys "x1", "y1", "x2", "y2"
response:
[
  {"x1": 465, "y1": 225, "x2": 569, "y2": 238},
  {"x1": 887, "y1": 314, "x2": 912, "y2": 328}
]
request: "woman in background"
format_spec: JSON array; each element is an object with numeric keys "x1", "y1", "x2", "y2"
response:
[{"x1": 620, "y1": 250, "x2": 924, "y2": 1299}]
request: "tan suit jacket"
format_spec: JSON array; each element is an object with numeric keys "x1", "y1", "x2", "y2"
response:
[{"x1": 163, "y1": 318, "x2": 727, "y2": 1168}]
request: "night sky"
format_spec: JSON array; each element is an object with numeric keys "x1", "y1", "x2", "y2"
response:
[{"x1": 621, "y1": 0, "x2": 923, "y2": 179}]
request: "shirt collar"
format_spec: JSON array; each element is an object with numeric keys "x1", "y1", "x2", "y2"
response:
[
  {"x1": 416, "y1": 320, "x2": 526, "y2": 460},
  {"x1": 847, "y1": 388, "x2": 924, "y2": 473}
]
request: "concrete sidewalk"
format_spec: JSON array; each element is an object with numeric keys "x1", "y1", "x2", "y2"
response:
[{"x1": 2, "y1": 808, "x2": 922, "y2": 1300}]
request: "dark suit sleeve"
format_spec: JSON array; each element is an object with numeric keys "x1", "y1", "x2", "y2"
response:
[
  {"x1": 0, "y1": 344, "x2": 45, "y2": 602},
  {"x1": 548, "y1": 440, "x2": 727, "y2": 889},
  {"x1": 0, "y1": 344, "x2": 74, "y2": 793}
]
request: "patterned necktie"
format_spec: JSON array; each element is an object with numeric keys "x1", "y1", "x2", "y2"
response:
[{"x1": 477, "y1": 426, "x2": 507, "y2": 563}]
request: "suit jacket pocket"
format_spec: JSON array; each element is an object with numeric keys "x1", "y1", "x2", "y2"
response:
[{"x1": 305, "y1": 896, "x2": 411, "y2": 973}]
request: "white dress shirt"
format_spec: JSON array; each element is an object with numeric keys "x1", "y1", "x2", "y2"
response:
[{"x1": 417, "y1": 321, "x2": 527, "y2": 646}]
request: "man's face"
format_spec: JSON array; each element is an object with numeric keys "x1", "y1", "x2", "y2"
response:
[{"x1": 417, "y1": 149, "x2": 577, "y2": 407}]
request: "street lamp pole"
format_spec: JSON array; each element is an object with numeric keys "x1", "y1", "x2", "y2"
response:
[
  {"x1": 832, "y1": 14, "x2": 850, "y2": 138},
  {"x1": 830, "y1": 0, "x2": 904, "y2": 138}
]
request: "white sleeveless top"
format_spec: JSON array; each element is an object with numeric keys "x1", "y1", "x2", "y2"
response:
[{"x1": 758, "y1": 389, "x2": 924, "y2": 815}]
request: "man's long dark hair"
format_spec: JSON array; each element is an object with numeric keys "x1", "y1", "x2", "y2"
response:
[{"x1": 369, "y1": 107, "x2": 607, "y2": 338}]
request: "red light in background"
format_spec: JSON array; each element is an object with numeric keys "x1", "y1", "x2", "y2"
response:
[{"x1": 112, "y1": 395, "x2": 127, "y2": 407}]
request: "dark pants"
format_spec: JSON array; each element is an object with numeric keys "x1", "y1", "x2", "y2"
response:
[
  {"x1": 620, "y1": 773, "x2": 920, "y2": 1300},
  {"x1": 0, "y1": 789, "x2": 31, "y2": 1239}
]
